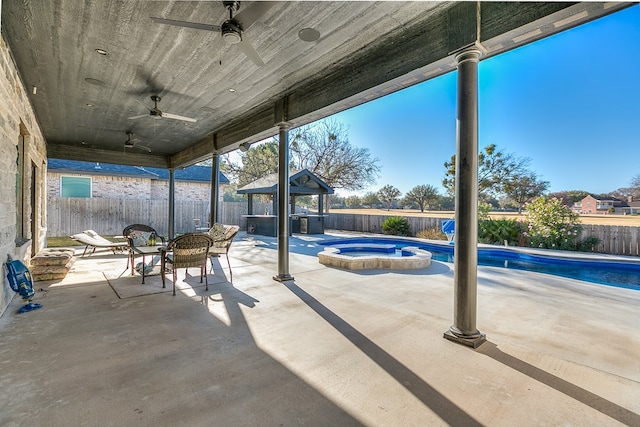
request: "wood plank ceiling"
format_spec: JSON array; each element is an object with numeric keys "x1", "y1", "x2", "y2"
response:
[{"x1": 1, "y1": 1, "x2": 629, "y2": 169}]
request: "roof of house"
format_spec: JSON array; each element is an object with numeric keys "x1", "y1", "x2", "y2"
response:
[
  {"x1": 237, "y1": 169, "x2": 333, "y2": 195},
  {"x1": 590, "y1": 195, "x2": 621, "y2": 202},
  {"x1": 47, "y1": 159, "x2": 229, "y2": 184}
]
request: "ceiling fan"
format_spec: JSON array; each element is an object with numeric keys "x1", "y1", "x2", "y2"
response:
[
  {"x1": 128, "y1": 95, "x2": 197, "y2": 123},
  {"x1": 150, "y1": 1, "x2": 274, "y2": 67},
  {"x1": 124, "y1": 132, "x2": 151, "y2": 153}
]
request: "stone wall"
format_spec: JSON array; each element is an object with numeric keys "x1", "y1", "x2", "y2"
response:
[{"x1": 0, "y1": 34, "x2": 48, "y2": 316}]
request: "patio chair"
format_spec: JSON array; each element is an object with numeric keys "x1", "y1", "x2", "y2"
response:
[
  {"x1": 122, "y1": 224, "x2": 166, "y2": 284},
  {"x1": 70, "y1": 230, "x2": 128, "y2": 256},
  {"x1": 206, "y1": 224, "x2": 240, "y2": 282},
  {"x1": 160, "y1": 233, "x2": 213, "y2": 296}
]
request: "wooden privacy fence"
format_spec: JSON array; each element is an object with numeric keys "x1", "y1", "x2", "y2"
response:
[
  {"x1": 325, "y1": 213, "x2": 640, "y2": 257},
  {"x1": 48, "y1": 200, "x2": 640, "y2": 256},
  {"x1": 324, "y1": 213, "x2": 447, "y2": 237},
  {"x1": 579, "y1": 224, "x2": 639, "y2": 257},
  {"x1": 47, "y1": 198, "x2": 269, "y2": 238}
]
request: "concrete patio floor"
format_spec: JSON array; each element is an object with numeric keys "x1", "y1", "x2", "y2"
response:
[{"x1": 1, "y1": 232, "x2": 638, "y2": 426}]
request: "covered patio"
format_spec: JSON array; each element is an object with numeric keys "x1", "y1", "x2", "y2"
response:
[
  {"x1": 2, "y1": 3, "x2": 638, "y2": 424},
  {"x1": 1, "y1": 233, "x2": 638, "y2": 426}
]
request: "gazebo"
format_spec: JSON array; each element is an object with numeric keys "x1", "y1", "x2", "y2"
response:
[{"x1": 237, "y1": 169, "x2": 334, "y2": 237}]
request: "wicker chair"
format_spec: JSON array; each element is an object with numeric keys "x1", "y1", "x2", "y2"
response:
[
  {"x1": 122, "y1": 224, "x2": 166, "y2": 284},
  {"x1": 207, "y1": 224, "x2": 240, "y2": 282},
  {"x1": 161, "y1": 233, "x2": 213, "y2": 296}
]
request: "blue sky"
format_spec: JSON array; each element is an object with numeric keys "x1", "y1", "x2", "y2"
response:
[{"x1": 329, "y1": 4, "x2": 640, "y2": 198}]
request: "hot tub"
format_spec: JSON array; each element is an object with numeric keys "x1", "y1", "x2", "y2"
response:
[{"x1": 318, "y1": 243, "x2": 432, "y2": 270}]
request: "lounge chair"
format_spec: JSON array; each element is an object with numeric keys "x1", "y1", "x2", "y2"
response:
[
  {"x1": 206, "y1": 224, "x2": 240, "y2": 282},
  {"x1": 70, "y1": 230, "x2": 128, "y2": 256}
]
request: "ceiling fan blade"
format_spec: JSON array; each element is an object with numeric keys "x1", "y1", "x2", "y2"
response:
[
  {"x1": 161, "y1": 112, "x2": 197, "y2": 123},
  {"x1": 135, "y1": 98, "x2": 153, "y2": 110},
  {"x1": 128, "y1": 114, "x2": 148, "y2": 120},
  {"x1": 151, "y1": 17, "x2": 221, "y2": 32},
  {"x1": 134, "y1": 144, "x2": 152, "y2": 153},
  {"x1": 234, "y1": 1, "x2": 276, "y2": 30},
  {"x1": 236, "y1": 37, "x2": 265, "y2": 67}
]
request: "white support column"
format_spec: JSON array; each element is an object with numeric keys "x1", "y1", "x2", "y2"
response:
[
  {"x1": 444, "y1": 46, "x2": 486, "y2": 348},
  {"x1": 274, "y1": 122, "x2": 294, "y2": 282}
]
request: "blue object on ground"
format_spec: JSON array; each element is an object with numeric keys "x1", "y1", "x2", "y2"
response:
[
  {"x1": 441, "y1": 219, "x2": 455, "y2": 244},
  {"x1": 5, "y1": 259, "x2": 43, "y2": 313}
]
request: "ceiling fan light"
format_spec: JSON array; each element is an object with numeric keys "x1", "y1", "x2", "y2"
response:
[
  {"x1": 124, "y1": 141, "x2": 134, "y2": 148},
  {"x1": 223, "y1": 31, "x2": 241, "y2": 44},
  {"x1": 222, "y1": 22, "x2": 242, "y2": 44}
]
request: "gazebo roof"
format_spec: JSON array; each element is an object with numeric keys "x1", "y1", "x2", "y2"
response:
[{"x1": 237, "y1": 169, "x2": 334, "y2": 196}]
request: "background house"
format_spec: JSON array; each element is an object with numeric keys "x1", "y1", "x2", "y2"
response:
[
  {"x1": 573, "y1": 194, "x2": 640, "y2": 215},
  {"x1": 45, "y1": 159, "x2": 231, "y2": 238},
  {"x1": 47, "y1": 159, "x2": 229, "y2": 202}
]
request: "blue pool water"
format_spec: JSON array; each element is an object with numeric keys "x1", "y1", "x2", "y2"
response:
[
  {"x1": 331, "y1": 244, "x2": 415, "y2": 258},
  {"x1": 321, "y1": 238, "x2": 640, "y2": 291}
]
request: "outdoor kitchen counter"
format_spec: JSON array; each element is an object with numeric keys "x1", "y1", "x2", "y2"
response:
[{"x1": 243, "y1": 214, "x2": 327, "y2": 236}]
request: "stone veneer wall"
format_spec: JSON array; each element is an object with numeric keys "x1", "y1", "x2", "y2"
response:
[{"x1": 0, "y1": 34, "x2": 48, "y2": 316}]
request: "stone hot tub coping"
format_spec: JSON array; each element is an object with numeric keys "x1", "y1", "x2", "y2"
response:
[{"x1": 318, "y1": 243, "x2": 432, "y2": 270}]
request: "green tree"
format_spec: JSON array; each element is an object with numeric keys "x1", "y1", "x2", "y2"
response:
[
  {"x1": 524, "y1": 196, "x2": 582, "y2": 250},
  {"x1": 399, "y1": 197, "x2": 417, "y2": 210},
  {"x1": 443, "y1": 143, "x2": 530, "y2": 201},
  {"x1": 503, "y1": 173, "x2": 549, "y2": 213},
  {"x1": 222, "y1": 141, "x2": 279, "y2": 187},
  {"x1": 404, "y1": 184, "x2": 440, "y2": 212},
  {"x1": 328, "y1": 194, "x2": 346, "y2": 209},
  {"x1": 361, "y1": 192, "x2": 381, "y2": 208},
  {"x1": 288, "y1": 119, "x2": 381, "y2": 193},
  {"x1": 438, "y1": 195, "x2": 455, "y2": 211},
  {"x1": 377, "y1": 185, "x2": 401, "y2": 210},
  {"x1": 230, "y1": 119, "x2": 381, "y2": 212},
  {"x1": 345, "y1": 195, "x2": 362, "y2": 208},
  {"x1": 222, "y1": 183, "x2": 246, "y2": 202}
]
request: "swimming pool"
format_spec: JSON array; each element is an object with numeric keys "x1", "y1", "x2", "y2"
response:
[{"x1": 321, "y1": 237, "x2": 640, "y2": 291}]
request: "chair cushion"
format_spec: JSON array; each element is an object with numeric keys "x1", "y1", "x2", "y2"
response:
[
  {"x1": 207, "y1": 224, "x2": 227, "y2": 241},
  {"x1": 131, "y1": 230, "x2": 152, "y2": 247},
  {"x1": 83, "y1": 229, "x2": 99, "y2": 238}
]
